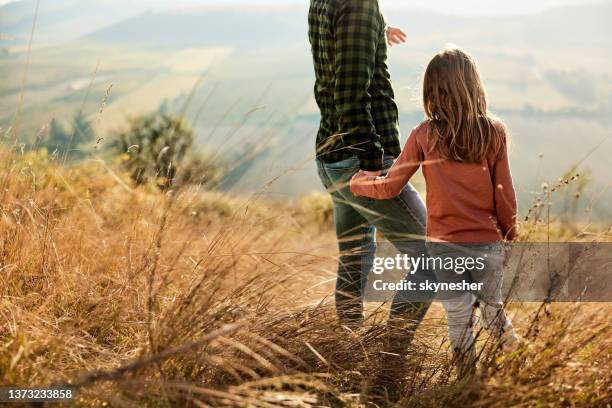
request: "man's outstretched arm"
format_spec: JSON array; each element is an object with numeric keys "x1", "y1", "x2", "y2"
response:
[{"x1": 333, "y1": 0, "x2": 383, "y2": 171}]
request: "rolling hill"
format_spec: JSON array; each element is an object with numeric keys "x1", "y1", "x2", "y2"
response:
[
  {"x1": 1, "y1": 1, "x2": 610, "y2": 219},
  {"x1": 0, "y1": 0, "x2": 146, "y2": 45},
  {"x1": 85, "y1": 6, "x2": 306, "y2": 49}
]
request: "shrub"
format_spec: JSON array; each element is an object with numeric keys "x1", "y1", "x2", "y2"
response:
[
  {"x1": 40, "y1": 110, "x2": 96, "y2": 160},
  {"x1": 113, "y1": 113, "x2": 223, "y2": 190},
  {"x1": 294, "y1": 191, "x2": 334, "y2": 231}
]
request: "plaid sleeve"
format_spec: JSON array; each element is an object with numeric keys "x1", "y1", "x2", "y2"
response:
[{"x1": 333, "y1": 0, "x2": 384, "y2": 171}]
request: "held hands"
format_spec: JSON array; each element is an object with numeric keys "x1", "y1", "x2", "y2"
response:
[
  {"x1": 349, "y1": 170, "x2": 381, "y2": 196},
  {"x1": 386, "y1": 26, "x2": 407, "y2": 47}
]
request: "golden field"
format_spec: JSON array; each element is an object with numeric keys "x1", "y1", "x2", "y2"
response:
[{"x1": 0, "y1": 149, "x2": 609, "y2": 407}]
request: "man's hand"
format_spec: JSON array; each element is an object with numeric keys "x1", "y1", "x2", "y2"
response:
[
  {"x1": 361, "y1": 170, "x2": 382, "y2": 177},
  {"x1": 386, "y1": 26, "x2": 407, "y2": 47}
]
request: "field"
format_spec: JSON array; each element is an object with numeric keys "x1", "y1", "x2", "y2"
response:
[
  {"x1": 1, "y1": 2, "x2": 611, "y2": 406},
  {"x1": 0, "y1": 149, "x2": 610, "y2": 407},
  {"x1": 2, "y1": 35, "x2": 611, "y2": 218}
]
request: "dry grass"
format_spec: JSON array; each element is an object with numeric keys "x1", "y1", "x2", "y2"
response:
[{"x1": 0, "y1": 150, "x2": 610, "y2": 407}]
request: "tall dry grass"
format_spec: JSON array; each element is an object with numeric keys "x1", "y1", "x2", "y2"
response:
[
  {"x1": 0, "y1": 149, "x2": 610, "y2": 407},
  {"x1": 1, "y1": 1, "x2": 610, "y2": 404}
]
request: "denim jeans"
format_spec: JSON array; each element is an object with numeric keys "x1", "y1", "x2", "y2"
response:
[{"x1": 317, "y1": 156, "x2": 434, "y2": 334}]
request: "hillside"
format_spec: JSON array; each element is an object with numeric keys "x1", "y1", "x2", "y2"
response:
[
  {"x1": 85, "y1": 6, "x2": 306, "y2": 49},
  {"x1": 1, "y1": 2, "x2": 610, "y2": 406},
  {"x1": 1, "y1": 2, "x2": 611, "y2": 219},
  {"x1": 386, "y1": 2, "x2": 612, "y2": 50},
  {"x1": 0, "y1": 149, "x2": 610, "y2": 406},
  {"x1": 0, "y1": 0, "x2": 144, "y2": 45},
  {"x1": 81, "y1": 2, "x2": 612, "y2": 50}
]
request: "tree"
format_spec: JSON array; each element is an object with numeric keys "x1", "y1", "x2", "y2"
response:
[
  {"x1": 113, "y1": 113, "x2": 223, "y2": 190},
  {"x1": 42, "y1": 111, "x2": 96, "y2": 161},
  {"x1": 45, "y1": 118, "x2": 70, "y2": 156},
  {"x1": 71, "y1": 110, "x2": 95, "y2": 146},
  {"x1": 158, "y1": 98, "x2": 171, "y2": 114}
]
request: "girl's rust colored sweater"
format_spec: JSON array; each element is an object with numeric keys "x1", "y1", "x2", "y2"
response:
[{"x1": 350, "y1": 121, "x2": 518, "y2": 243}]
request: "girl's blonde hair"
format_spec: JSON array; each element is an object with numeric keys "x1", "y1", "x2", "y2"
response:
[{"x1": 423, "y1": 46, "x2": 505, "y2": 163}]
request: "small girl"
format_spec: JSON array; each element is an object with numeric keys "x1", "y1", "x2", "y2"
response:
[{"x1": 350, "y1": 46, "x2": 519, "y2": 376}]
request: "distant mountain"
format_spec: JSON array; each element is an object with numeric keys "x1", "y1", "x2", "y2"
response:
[
  {"x1": 80, "y1": 2, "x2": 612, "y2": 51},
  {"x1": 0, "y1": 0, "x2": 144, "y2": 45},
  {"x1": 387, "y1": 2, "x2": 612, "y2": 50},
  {"x1": 85, "y1": 6, "x2": 306, "y2": 49},
  {"x1": 5, "y1": 0, "x2": 609, "y2": 51}
]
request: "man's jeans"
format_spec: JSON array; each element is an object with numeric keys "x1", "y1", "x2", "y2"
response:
[{"x1": 317, "y1": 156, "x2": 434, "y2": 334}]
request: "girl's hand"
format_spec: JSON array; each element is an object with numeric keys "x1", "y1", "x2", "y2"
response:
[
  {"x1": 350, "y1": 171, "x2": 380, "y2": 195},
  {"x1": 386, "y1": 26, "x2": 407, "y2": 47},
  {"x1": 349, "y1": 173, "x2": 362, "y2": 195}
]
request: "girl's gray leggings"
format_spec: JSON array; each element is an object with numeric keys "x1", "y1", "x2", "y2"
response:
[{"x1": 427, "y1": 243, "x2": 517, "y2": 353}]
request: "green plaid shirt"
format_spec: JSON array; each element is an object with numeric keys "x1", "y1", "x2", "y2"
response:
[{"x1": 308, "y1": 0, "x2": 401, "y2": 171}]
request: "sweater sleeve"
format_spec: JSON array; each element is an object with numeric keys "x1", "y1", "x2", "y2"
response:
[
  {"x1": 350, "y1": 127, "x2": 422, "y2": 199},
  {"x1": 492, "y1": 141, "x2": 518, "y2": 241}
]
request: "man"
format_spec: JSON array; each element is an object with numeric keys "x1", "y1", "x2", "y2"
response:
[{"x1": 308, "y1": 0, "x2": 434, "y2": 347}]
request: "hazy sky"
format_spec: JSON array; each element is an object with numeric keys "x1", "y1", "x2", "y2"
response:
[{"x1": 0, "y1": 0, "x2": 608, "y2": 16}]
